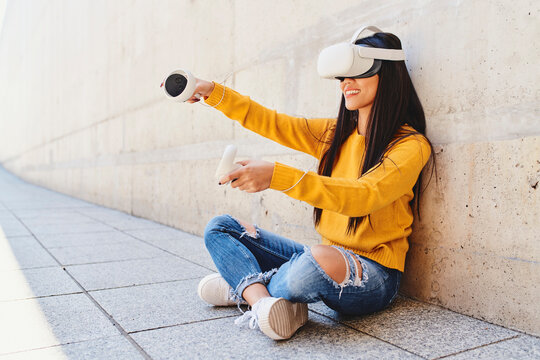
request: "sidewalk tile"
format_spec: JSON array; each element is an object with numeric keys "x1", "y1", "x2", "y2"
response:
[
  {"x1": 0, "y1": 219, "x2": 31, "y2": 237},
  {"x1": 36, "y1": 231, "x2": 136, "y2": 249},
  {"x1": 48, "y1": 241, "x2": 167, "y2": 266},
  {"x1": 10, "y1": 209, "x2": 91, "y2": 220},
  {"x1": 18, "y1": 214, "x2": 96, "y2": 226},
  {"x1": 0, "y1": 336, "x2": 145, "y2": 360},
  {"x1": 2, "y1": 200, "x2": 92, "y2": 210},
  {"x1": 445, "y1": 335, "x2": 540, "y2": 359},
  {"x1": 0, "y1": 210, "x2": 14, "y2": 219},
  {"x1": 24, "y1": 222, "x2": 116, "y2": 236},
  {"x1": 126, "y1": 228, "x2": 216, "y2": 270},
  {"x1": 310, "y1": 297, "x2": 518, "y2": 359},
  {"x1": 0, "y1": 236, "x2": 57, "y2": 271},
  {"x1": 90, "y1": 278, "x2": 239, "y2": 333},
  {"x1": 76, "y1": 208, "x2": 167, "y2": 230},
  {"x1": 75, "y1": 207, "x2": 138, "y2": 222},
  {"x1": 0, "y1": 267, "x2": 81, "y2": 301},
  {"x1": 67, "y1": 255, "x2": 213, "y2": 291},
  {"x1": 0, "y1": 294, "x2": 118, "y2": 355},
  {"x1": 103, "y1": 218, "x2": 168, "y2": 231},
  {"x1": 132, "y1": 312, "x2": 421, "y2": 360}
]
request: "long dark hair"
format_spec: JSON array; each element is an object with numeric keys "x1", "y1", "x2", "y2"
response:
[{"x1": 312, "y1": 31, "x2": 435, "y2": 235}]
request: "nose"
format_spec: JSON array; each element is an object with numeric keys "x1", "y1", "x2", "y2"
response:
[{"x1": 340, "y1": 78, "x2": 354, "y2": 91}]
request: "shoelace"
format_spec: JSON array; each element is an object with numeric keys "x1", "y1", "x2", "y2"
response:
[{"x1": 234, "y1": 308, "x2": 259, "y2": 329}]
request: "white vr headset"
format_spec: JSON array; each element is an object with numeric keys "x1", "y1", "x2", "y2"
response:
[{"x1": 317, "y1": 26, "x2": 406, "y2": 80}]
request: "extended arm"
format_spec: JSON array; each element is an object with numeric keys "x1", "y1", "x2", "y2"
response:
[{"x1": 203, "y1": 82, "x2": 334, "y2": 159}]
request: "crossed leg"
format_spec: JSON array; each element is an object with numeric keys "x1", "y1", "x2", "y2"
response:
[{"x1": 236, "y1": 219, "x2": 362, "y2": 306}]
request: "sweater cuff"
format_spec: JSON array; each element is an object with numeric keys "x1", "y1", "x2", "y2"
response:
[
  {"x1": 204, "y1": 82, "x2": 227, "y2": 109},
  {"x1": 270, "y1": 162, "x2": 303, "y2": 192}
]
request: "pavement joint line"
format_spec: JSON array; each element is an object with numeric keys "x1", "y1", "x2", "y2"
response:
[
  {"x1": 308, "y1": 307, "x2": 428, "y2": 359},
  {"x1": 0, "y1": 264, "x2": 60, "y2": 272},
  {"x1": 124, "y1": 234, "x2": 217, "y2": 272},
  {"x1": 6, "y1": 208, "x2": 154, "y2": 360},
  {"x1": 73, "y1": 209, "x2": 217, "y2": 272},
  {"x1": 127, "y1": 314, "x2": 242, "y2": 335},
  {"x1": 59, "y1": 255, "x2": 163, "y2": 267},
  {"x1": 2, "y1": 206, "x2": 96, "y2": 211},
  {"x1": 63, "y1": 255, "x2": 186, "y2": 267},
  {"x1": 86, "y1": 276, "x2": 208, "y2": 293},
  {"x1": 26, "y1": 230, "x2": 117, "y2": 237},
  {"x1": 431, "y1": 334, "x2": 522, "y2": 360},
  {"x1": 0, "y1": 291, "x2": 85, "y2": 303},
  {"x1": 3, "y1": 234, "x2": 37, "y2": 239},
  {"x1": 42, "y1": 241, "x2": 135, "y2": 250},
  {"x1": 400, "y1": 295, "x2": 527, "y2": 337}
]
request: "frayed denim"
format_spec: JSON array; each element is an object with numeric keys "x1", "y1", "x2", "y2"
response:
[{"x1": 204, "y1": 214, "x2": 401, "y2": 315}]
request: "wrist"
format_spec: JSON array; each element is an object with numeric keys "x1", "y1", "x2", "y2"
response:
[{"x1": 203, "y1": 81, "x2": 215, "y2": 97}]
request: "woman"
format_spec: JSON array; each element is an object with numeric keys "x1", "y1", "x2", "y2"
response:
[{"x1": 188, "y1": 28, "x2": 434, "y2": 341}]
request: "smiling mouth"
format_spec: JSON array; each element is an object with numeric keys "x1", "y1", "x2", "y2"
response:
[{"x1": 345, "y1": 89, "x2": 360, "y2": 97}]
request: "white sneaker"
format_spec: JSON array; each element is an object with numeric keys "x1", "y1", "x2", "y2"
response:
[
  {"x1": 234, "y1": 297, "x2": 308, "y2": 340},
  {"x1": 197, "y1": 273, "x2": 245, "y2": 306}
]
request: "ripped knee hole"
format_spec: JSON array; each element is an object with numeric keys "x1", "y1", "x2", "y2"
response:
[
  {"x1": 236, "y1": 218, "x2": 257, "y2": 237},
  {"x1": 311, "y1": 245, "x2": 362, "y2": 285}
]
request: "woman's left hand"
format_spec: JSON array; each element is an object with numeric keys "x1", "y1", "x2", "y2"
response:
[{"x1": 219, "y1": 159, "x2": 274, "y2": 193}]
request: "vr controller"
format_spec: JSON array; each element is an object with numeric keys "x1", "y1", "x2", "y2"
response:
[
  {"x1": 160, "y1": 69, "x2": 201, "y2": 102},
  {"x1": 216, "y1": 145, "x2": 242, "y2": 184}
]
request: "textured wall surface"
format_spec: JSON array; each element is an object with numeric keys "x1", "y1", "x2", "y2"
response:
[{"x1": 0, "y1": 0, "x2": 538, "y2": 335}]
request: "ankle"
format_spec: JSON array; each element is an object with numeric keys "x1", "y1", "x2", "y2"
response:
[{"x1": 242, "y1": 283, "x2": 271, "y2": 306}]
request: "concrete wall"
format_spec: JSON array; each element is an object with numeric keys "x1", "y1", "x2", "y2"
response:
[{"x1": 0, "y1": 0, "x2": 538, "y2": 335}]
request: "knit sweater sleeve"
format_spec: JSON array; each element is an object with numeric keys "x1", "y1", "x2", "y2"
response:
[
  {"x1": 205, "y1": 82, "x2": 334, "y2": 159},
  {"x1": 269, "y1": 135, "x2": 431, "y2": 217}
]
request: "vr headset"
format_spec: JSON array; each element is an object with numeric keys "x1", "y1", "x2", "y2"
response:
[{"x1": 317, "y1": 26, "x2": 406, "y2": 80}]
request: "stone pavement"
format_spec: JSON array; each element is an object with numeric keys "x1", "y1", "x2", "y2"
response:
[{"x1": 0, "y1": 165, "x2": 538, "y2": 360}]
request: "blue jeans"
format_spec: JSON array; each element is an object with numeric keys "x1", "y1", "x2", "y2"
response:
[{"x1": 204, "y1": 214, "x2": 402, "y2": 315}]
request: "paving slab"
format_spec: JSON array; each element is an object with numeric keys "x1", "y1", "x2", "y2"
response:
[
  {"x1": 90, "y1": 278, "x2": 240, "y2": 333},
  {"x1": 2, "y1": 200, "x2": 93, "y2": 210},
  {"x1": 132, "y1": 312, "x2": 421, "y2": 360},
  {"x1": 75, "y1": 208, "x2": 168, "y2": 231},
  {"x1": 23, "y1": 221, "x2": 117, "y2": 236},
  {"x1": 48, "y1": 240, "x2": 167, "y2": 266},
  {"x1": 0, "y1": 210, "x2": 14, "y2": 219},
  {"x1": 0, "y1": 267, "x2": 81, "y2": 301},
  {"x1": 0, "y1": 218, "x2": 31, "y2": 237},
  {"x1": 0, "y1": 294, "x2": 118, "y2": 355},
  {"x1": 309, "y1": 296, "x2": 519, "y2": 359},
  {"x1": 35, "y1": 231, "x2": 137, "y2": 249},
  {"x1": 67, "y1": 255, "x2": 213, "y2": 291},
  {"x1": 75, "y1": 207, "x2": 140, "y2": 222},
  {"x1": 126, "y1": 228, "x2": 217, "y2": 271},
  {"x1": 0, "y1": 336, "x2": 145, "y2": 360},
  {"x1": 18, "y1": 214, "x2": 96, "y2": 226},
  {"x1": 445, "y1": 335, "x2": 540, "y2": 359},
  {"x1": 10, "y1": 208, "x2": 93, "y2": 220},
  {"x1": 0, "y1": 236, "x2": 57, "y2": 271}
]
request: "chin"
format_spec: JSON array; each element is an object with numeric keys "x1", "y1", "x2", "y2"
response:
[{"x1": 345, "y1": 102, "x2": 360, "y2": 111}]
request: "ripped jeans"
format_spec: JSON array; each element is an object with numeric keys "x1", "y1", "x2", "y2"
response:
[{"x1": 204, "y1": 214, "x2": 402, "y2": 315}]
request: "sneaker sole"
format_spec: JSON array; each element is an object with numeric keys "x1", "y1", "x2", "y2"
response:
[{"x1": 258, "y1": 298, "x2": 308, "y2": 340}]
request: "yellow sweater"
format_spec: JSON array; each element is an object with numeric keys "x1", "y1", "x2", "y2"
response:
[{"x1": 205, "y1": 83, "x2": 431, "y2": 271}]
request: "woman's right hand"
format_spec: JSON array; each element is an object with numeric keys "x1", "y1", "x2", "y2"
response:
[{"x1": 186, "y1": 78, "x2": 215, "y2": 103}]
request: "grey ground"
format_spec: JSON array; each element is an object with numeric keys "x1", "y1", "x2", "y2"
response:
[{"x1": 0, "y1": 166, "x2": 538, "y2": 360}]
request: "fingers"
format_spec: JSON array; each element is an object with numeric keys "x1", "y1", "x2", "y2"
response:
[
  {"x1": 186, "y1": 96, "x2": 201, "y2": 104},
  {"x1": 219, "y1": 166, "x2": 245, "y2": 184}
]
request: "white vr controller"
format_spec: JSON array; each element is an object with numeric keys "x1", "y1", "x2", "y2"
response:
[
  {"x1": 215, "y1": 145, "x2": 242, "y2": 184},
  {"x1": 161, "y1": 69, "x2": 201, "y2": 102}
]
